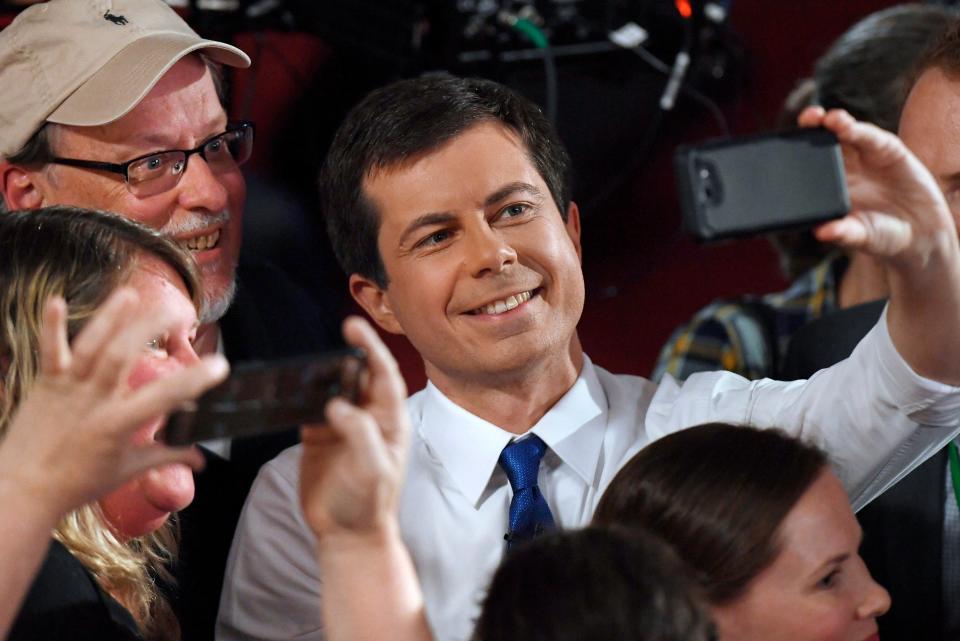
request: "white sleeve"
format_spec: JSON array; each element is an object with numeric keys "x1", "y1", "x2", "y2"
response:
[
  {"x1": 644, "y1": 306, "x2": 960, "y2": 511},
  {"x1": 216, "y1": 446, "x2": 325, "y2": 641}
]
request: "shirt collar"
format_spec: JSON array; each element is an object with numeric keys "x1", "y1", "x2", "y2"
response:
[{"x1": 419, "y1": 356, "x2": 608, "y2": 507}]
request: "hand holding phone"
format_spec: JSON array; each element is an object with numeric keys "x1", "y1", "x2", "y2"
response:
[
  {"x1": 674, "y1": 128, "x2": 850, "y2": 242},
  {"x1": 162, "y1": 348, "x2": 367, "y2": 446}
]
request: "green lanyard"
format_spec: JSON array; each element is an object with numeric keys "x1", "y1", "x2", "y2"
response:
[{"x1": 949, "y1": 442, "x2": 960, "y2": 513}]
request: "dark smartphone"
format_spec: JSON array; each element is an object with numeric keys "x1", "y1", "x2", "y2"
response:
[
  {"x1": 162, "y1": 348, "x2": 367, "y2": 446},
  {"x1": 674, "y1": 128, "x2": 850, "y2": 242}
]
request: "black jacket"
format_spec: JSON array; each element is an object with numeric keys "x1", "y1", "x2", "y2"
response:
[
  {"x1": 783, "y1": 299, "x2": 946, "y2": 641},
  {"x1": 9, "y1": 540, "x2": 143, "y2": 641}
]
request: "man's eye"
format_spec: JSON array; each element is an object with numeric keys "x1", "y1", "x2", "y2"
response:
[
  {"x1": 129, "y1": 154, "x2": 173, "y2": 182},
  {"x1": 146, "y1": 336, "x2": 167, "y2": 352},
  {"x1": 145, "y1": 156, "x2": 165, "y2": 171},
  {"x1": 419, "y1": 230, "x2": 452, "y2": 247},
  {"x1": 206, "y1": 138, "x2": 225, "y2": 154},
  {"x1": 501, "y1": 203, "x2": 530, "y2": 218}
]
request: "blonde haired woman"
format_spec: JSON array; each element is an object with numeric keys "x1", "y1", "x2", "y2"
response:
[{"x1": 0, "y1": 206, "x2": 228, "y2": 641}]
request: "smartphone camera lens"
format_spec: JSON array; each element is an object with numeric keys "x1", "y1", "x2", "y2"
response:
[{"x1": 694, "y1": 159, "x2": 723, "y2": 206}]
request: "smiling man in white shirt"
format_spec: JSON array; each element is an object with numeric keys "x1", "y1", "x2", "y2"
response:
[{"x1": 217, "y1": 74, "x2": 960, "y2": 641}]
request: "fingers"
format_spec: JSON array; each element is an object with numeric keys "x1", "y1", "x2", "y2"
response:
[
  {"x1": 68, "y1": 288, "x2": 140, "y2": 378},
  {"x1": 797, "y1": 105, "x2": 826, "y2": 128},
  {"x1": 92, "y1": 309, "x2": 184, "y2": 392},
  {"x1": 323, "y1": 397, "x2": 389, "y2": 463},
  {"x1": 122, "y1": 354, "x2": 229, "y2": 429},
  {"x1": 798, "y1": 107, "x2": 899, "y2": 164},
  {"x1": 38, "y1": 296, "x2": 70, "y2": 375},
  {"x1": 342, "y1": 316, "x2": 408, "y2": 410},
  {"x1": 824, "y1": 111, "x2": 904, "y2": 168},
  {"x1": 815, "y1": 213, "x2": 913, "y2": 256},
  {"x1": 121, "y1": 443, "x2": 206, "y2": 482}
]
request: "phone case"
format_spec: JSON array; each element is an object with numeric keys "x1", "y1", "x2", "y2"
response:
[
  {"x1": 674, "y1": 128, "x2": 850, "y2": 242},
  {"x1": 162, "y1": 347, "x2": 367, "y2": 446}
]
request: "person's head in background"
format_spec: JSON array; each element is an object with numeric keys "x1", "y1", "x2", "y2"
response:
[
  {"x1": 473, "y1": 525, "x2": 714, "y2": 641},
  {"x1": 768, "y1": 3, "x2": 956, "y2": 281},
  {"x1": 594, "y1": 423, "x2": 890, "y2": 641},
  {"x1": 899, "y1": 20, "x2": 960, "y2": 226},
  {"x1": 0, "y1": 0, "x2": 250, "y2": 329},
  {"x1": 0, "y1": 205, "x2": 204, "y2": 641}
]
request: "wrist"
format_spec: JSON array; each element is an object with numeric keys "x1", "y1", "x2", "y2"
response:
[
  {"x1": 315, "y1": 517, "x2": 403, "y2": 558},
  {"x1": 0, "y1": 449, "x2": 71, "y2": 526},
  {"x1": 0, "y1": 473, "x2": 63, "y2": 537}
]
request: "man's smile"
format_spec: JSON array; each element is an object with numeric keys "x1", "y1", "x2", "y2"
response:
[
  {"x1": 467, "y1": 289, "x2": 538, "y2": 316},
  {"x1": 180, "y1": 227, "x2": 221, "y2": 252}
]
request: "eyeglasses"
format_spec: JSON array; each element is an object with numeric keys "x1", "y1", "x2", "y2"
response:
[{"x1": 44, "y1": 121, "x2": 255, "y2": 197}]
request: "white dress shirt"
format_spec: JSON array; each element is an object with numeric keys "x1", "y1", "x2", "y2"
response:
[{"x1": 216, "y1": 315, "x2": 960, "y2": 641}]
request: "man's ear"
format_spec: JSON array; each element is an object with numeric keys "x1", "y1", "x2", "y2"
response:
[
  {"x1": 565, "y1": 201, "x2": 583, "y2": 262},
  {"x1": 349, "y1": 273, "x2": 405, "y2": 336},
  {"x1": 0, "y1": 162, "x2": 44, "y2": 211}
]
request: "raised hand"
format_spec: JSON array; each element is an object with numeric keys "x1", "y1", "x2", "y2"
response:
[
  {"x1": 298, "y1": 316, "x2": 431, "y2": 641},
  {"x1": 299, "y1": 315, "x2": 411, "y2": 540},
  {"x1": 800, "y1": 106, "x2": 958, "y2": 266},
  {"x1": 0, "y1": 290, "x2": 229, "y2": 521},
  {"x1": 801, "y1": 106, "x2": 960, "y2": 384}
]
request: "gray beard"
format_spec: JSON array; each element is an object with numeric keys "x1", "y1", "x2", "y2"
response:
[{"x1": 199, "y1": 277, "x2": 237, "y2": 324}]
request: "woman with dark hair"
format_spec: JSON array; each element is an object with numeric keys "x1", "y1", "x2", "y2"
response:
[{"x1": 594, "y1": 423, "x2": 890, "y2": 641}]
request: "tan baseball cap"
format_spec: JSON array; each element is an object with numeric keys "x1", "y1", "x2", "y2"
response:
[{"x1": 0, "y1": 0, "x2": 251, "y2": 158}]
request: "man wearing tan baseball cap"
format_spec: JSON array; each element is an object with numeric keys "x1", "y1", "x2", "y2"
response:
[
  {"x1": 0, "y1": 2, "x2": 343, "y2": 640},
  {"x1": 0, "y1": 0, "x2": 250, "y2": 332}
]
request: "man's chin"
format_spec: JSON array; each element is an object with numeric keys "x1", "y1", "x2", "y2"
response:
[{"x1": 200, "y1": 278, "x2": 238, "y2": 324}]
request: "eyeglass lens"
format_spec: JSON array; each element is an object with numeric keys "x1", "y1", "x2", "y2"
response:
[{"x1": 127, "y1": 126, "x2": 253, "y2": 197}]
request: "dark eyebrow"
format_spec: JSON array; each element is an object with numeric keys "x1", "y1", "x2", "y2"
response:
[
  {"x1": 398, "y1": 212, "x2": 457, "y2": 247},
  {"x1": 397, "y1": 182, "x2": 545, "y2": 247},
  {"x1": 484, "y1": 181, "x2": 545, "y2": 208}
]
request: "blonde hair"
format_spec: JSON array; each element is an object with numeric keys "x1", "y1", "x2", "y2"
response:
[{"x1": 0, "y1": 206, "x2": 201, "y2": 641}]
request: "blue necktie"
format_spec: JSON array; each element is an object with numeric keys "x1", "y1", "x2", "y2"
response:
[{"x1": 499, "y1": 434, "x2": 555, "y2": 549}]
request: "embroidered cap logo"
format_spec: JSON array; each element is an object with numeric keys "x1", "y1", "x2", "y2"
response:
[{"x1": 103, "y1": 10, "x2": 129, "y2": 25}]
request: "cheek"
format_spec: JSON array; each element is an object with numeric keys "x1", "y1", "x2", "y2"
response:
[
  {"x1": 753, "y1": 599, "x2": 858, "y2": 641},
  {"x1": 98, "y1": 481, "x2": 171, "y2": 539},
  {"x1": 125, "y1": 359, "x2": 175, "y2": 443},
  {"x1": 98, "y1": 466, "x2": 196, "y2": 539},
  {"x1": 127, "y1": 358, "x2": 160, "y2": 391},
  {"x1": 127, "y1": 355, "x2": 182, "y2": 391},
  {"x1": 114, "y1": 195, "x2": 176, "y2": 231},
  {"x1": 805, "y1": 609, "x2": 859, "y2": 641}
]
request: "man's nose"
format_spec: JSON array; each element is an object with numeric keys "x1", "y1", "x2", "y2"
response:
[
  {"x1": 465, "y1": 224, "x2": 517, "y2": 277},
  {"x1": 175, "y1": 154, "x2": 230, "y2": 212}
]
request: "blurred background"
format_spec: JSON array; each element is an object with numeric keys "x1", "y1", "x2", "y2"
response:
[{"x1": 0, "y1": 0, "x2": 928, "y2": 389}]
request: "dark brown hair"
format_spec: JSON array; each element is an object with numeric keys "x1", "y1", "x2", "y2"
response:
[
  {"x1": 913, "y1": 16, "x2": 960, "y2": 83},
  {"x1": 473, "y1": 526, "x2": 714, "y2": 641},
  {"x1": 593, "y1": 423, "x2": 827, "y2": 605}
]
